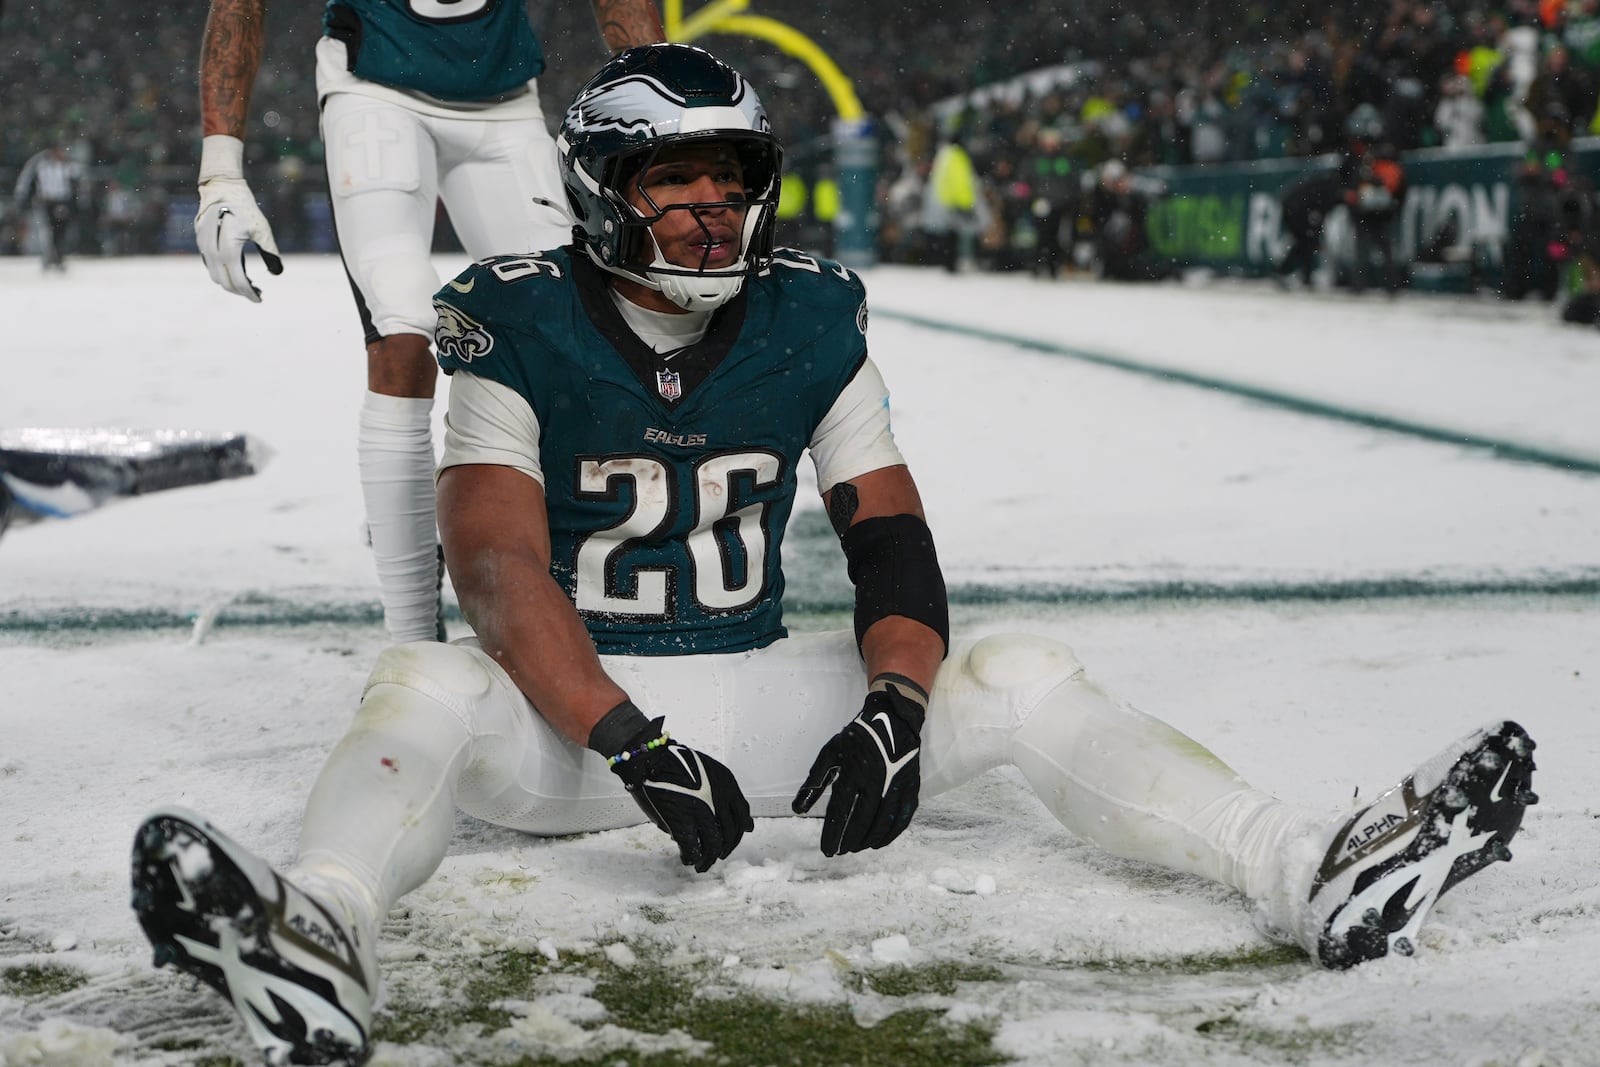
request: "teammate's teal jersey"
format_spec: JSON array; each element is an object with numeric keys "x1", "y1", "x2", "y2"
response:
[
  {"x1": 323, "y1": 0, "x2": 544, "y2": 102},
  {"x1": 434, "y1": 247, "x2": 871, "y2": 656}
]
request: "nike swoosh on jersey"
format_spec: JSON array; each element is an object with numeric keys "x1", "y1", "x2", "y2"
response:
[{"x1": 447, "y1": 277, "x2": 475, "y2": 294}]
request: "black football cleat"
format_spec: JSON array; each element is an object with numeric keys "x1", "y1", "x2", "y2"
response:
[
  {"x1": 131, "y1": 808, "x2": 372, "y2": 1065},
  {"x1": 1303, "y1": 720, "x2": 1536, "y2": 969}
]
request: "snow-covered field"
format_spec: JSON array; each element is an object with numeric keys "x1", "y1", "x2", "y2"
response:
[{"x1": 2, "y1": 255, "x2": 1597, "y2": 1067}]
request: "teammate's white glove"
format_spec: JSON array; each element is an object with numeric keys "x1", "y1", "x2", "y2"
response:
[
  {"x1": 195, "y1": 135, "x2": 283, "y2": 302},
  {"x1": 792, "y1": 674, "x2": 926, "y2": 856}
]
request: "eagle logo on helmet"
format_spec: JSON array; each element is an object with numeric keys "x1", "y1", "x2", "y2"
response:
[
  {"x1": 572, "y1": 78, "x2": 671, "y2": 137},
  {"x1": 571, "y1": 74, "x2": 751, "y2": 140},
  {"x1": 433, "y1": 300, "x2": 495, "y2": 364}
]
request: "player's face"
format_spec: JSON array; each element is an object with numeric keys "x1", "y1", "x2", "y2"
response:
[{"x1": 626, "y1": 143, "x2": 748, "y2": 271}]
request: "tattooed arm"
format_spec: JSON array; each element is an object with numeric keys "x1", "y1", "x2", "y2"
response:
[
  {"x1": 591, "y1": 0, "x2": 665, "y2": 53},
  {"x1": 199, "y1": 0, "x2": 269, "y2": 138},
  {"x1": 194, "y1": 0, "x2": 280, "y2": 300}
]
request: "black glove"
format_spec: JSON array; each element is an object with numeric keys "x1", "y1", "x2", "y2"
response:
[
  {"x1": 792, "y1": 675, "x2": 927, "y2": 856},
  {"x1": 606, "y1": 715, "x2": 752, "y2": 872}
]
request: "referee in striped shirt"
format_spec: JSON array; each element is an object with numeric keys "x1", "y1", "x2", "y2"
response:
[{"x1": 14, "y1": 145, "x2": 86, "y2": 271}]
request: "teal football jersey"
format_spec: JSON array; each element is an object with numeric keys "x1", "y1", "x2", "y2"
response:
[
  {"x1": 324, "y1": 0, "x2": 544, "y2": 102},
  {"x1": 434, "y1": 248, "x2": 870, "y2": 656}
]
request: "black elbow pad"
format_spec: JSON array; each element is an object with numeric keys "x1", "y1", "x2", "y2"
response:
[{"x1": 840, "y1": 514, "x2": 950, "y2": 655}]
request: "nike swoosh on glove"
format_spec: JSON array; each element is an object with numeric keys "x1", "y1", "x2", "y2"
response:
[
  {"x1": 195, "y1": 177, "x2": 283, "y2": 302},
  {"x1": 609, "y1": 718, "x2": 753, "y2": 872},
  {"x1": 792, "y1": 679, "x2": 926, "y2": 856}
]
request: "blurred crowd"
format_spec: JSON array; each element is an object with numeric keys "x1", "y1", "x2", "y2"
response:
[
  {"x1": 5, "y1": 0, "x2": 1600, "y2": 315},
  {"x1": 1, "y1": 0, "x2": 322, "y2": 256},
  {"x1": 861, "y1": 0, "x2": 1600, "y2": 288}
]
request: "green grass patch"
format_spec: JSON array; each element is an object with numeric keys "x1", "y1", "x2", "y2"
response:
[
  {"x1": 1068, "y1": 942, "x2": 1304, "y2": 975},
  {"x1": 1, "y1": 961, "x2": 88, "y2": 998},
  {"x1": 1194, "y1": 1015, "x2": 1370, "y2": 1060},
  {"x1": 636, "y1": 903, "x2": 672, "y2": 925},
  {"x1": 592, "y1": 956, "x2": 1007, "y2": 1067},
  {"x1": 372, "y1": 945, "x2": 1010, "y2": 1067},
  {"x1": 859, "y1": 961, "x2": 1005, "y2": 998},
  {"x1": 146, "y1": 1039, "x2": 245, "y2": 1066},
  {"x1": 371, "y1": 969, "x2": 516, "y2": 1047}
]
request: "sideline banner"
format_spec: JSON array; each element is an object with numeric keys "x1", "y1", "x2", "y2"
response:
[{"x1": 1142, "y1": 138, "x2": 1600, "y2": 284}]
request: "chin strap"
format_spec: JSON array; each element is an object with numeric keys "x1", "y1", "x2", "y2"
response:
[
  {"x1": 640, "y1": 226, "x2": 749, "y2": 311},
  {"x1": 655, "y1": 268, "x2": 746, "y2": 311},
  {"x1": 607, "y1": 200, "x2": 771, "y2": 311}
]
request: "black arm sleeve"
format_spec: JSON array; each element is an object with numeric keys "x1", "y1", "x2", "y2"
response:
[{"x1": 840, "y1": 514, "x2": 950, "y2": 655}]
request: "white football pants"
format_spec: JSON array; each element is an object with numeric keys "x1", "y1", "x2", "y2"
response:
[
  {"x1": 322, "y1": 90, "x2": 570, "y2": 340},
  {"x1": 323, "y1": 90, "x2": 571, "y2": 644},
  {"x1": 290, "y1": 631, "x2": 1323, "y2": 940}
]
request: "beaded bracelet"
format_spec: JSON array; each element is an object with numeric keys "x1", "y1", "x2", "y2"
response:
[{"x1": 607, "y1": 732, "x2": 671, "y2": 767}]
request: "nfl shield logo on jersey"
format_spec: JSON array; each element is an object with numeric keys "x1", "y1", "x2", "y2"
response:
[{"x1": 656, "y1": 369, "x2": 682, "y2": 401}]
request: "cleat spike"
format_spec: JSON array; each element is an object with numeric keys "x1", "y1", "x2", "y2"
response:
[
  {"x1": 1362, "y1": 908, "x2": 1382, "y2": 927},
  {"x1": 1391, "y1": 936, "x2": 1415, "y2": 957},
  {"x1": 1491, "y1": 841, "x2": 1513, "y2": 862},
  {"x1": 151, "y1": 942, "x2": 177, "y2": 967},
  {"x1": 1517, "y1": 789, "x2": 1539, "y2": 805}
]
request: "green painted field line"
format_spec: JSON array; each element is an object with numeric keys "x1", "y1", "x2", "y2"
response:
[
  {"x1": 4, "y1": 574, "x2": 1596, "y2": 635},
  {"x1": 875, "y1": 308, "x2": 1600, "y2": 476}
]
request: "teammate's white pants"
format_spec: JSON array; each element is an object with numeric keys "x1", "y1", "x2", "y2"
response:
[
  {"x1": 322, "y1": 90, "x2": 571, "y2": 643},
  {"x1": 322, "y1": 90, "x2": 570, "y2": 339},
  {"x1": 290, "y1": 630, "x2": 1322, "y2": 940}
]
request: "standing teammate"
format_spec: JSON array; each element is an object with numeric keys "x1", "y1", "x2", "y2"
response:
[
  {"x1": 194, "y1": 0, "x2": 664, "y2": 642},
  {"x1": 136, "y1": 45, "x2": 1539, "y2": 1067}
]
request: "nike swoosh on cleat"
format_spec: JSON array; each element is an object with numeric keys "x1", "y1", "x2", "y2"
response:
[
  {"x1": 1488, "y1": 761, "x2": 1515, "y2": 803},
  {"x1": 448, "y1": 277, "x2": 475, "y2": 293}
]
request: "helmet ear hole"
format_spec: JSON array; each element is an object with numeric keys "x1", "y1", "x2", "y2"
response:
[
  {"x1": 615, "y1": 225, "x2": 646, "y2": 266},
  {"x1": 562, "y1": 186, "x2": 587, "y2": 224}
]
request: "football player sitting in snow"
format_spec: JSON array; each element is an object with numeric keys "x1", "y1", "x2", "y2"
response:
[{"x1": 130, "y1": 44, "x2": 1538, "y2": 1067}]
